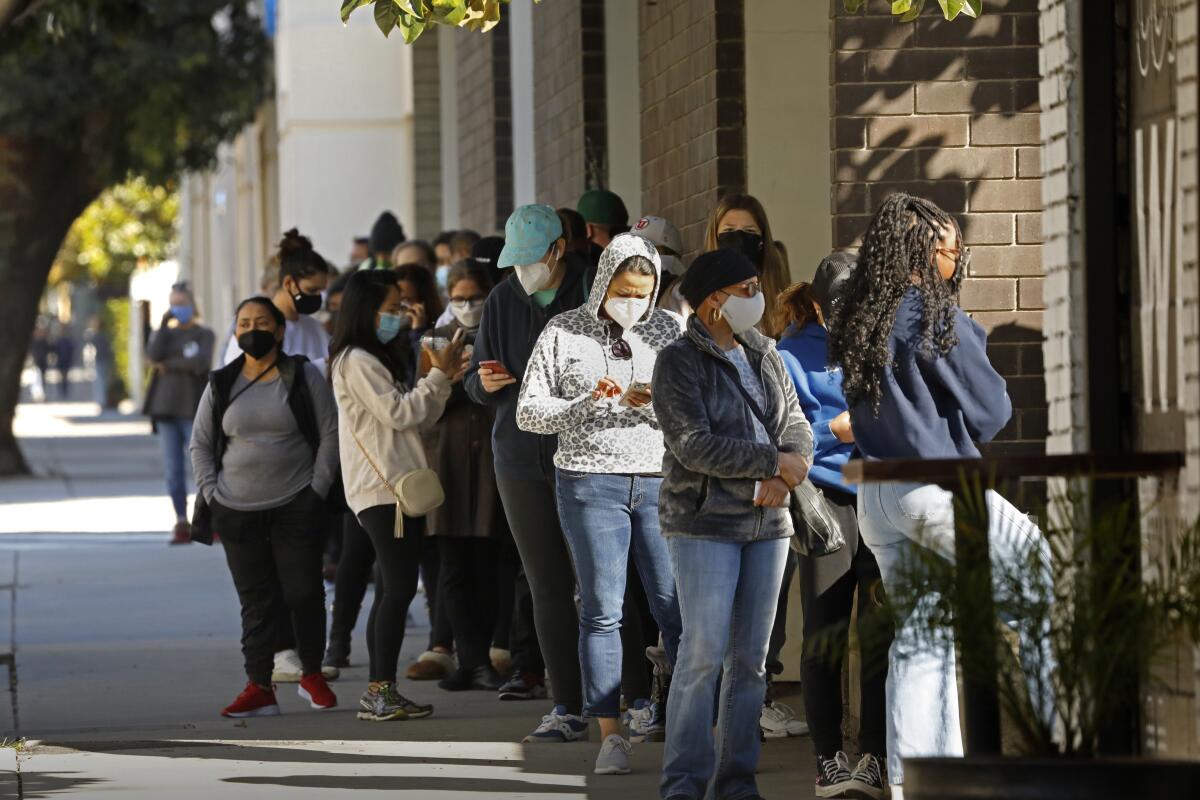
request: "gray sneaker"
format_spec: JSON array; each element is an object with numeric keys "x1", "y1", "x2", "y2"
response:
[
  {"x1": 355, "y1": 682, "x2": 433, "y2": 721},
  {"x1": 593, "y1": 734, "x2": 632, "y2": 775}
]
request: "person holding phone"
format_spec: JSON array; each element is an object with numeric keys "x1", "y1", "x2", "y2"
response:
[
  {"x1": 516, "y1": 234, "x2": 684, "y2": 775},
  {"x1": 464, "y1": 204, "x2": 591, "y2": 741},
  {"x1": 651, "y1": 248, "x2": 813, "y2": 800}
]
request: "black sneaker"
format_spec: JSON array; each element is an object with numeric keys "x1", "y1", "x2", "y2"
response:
[
  {"x1": 323, "y1": 642, "x2": 350, "y2": 670},
  {"x1": 439, "y1": 665, "x2": 504, "y2": 692},
  {"x1": 498, "y1": 670, "x2": 547, "y2": 701},
  {"x1": 815, "y1": 751, "x2": 853, "y2": 798},
  {"x1": 845, "y1": 753, "x2": 886, "y2": 800}
]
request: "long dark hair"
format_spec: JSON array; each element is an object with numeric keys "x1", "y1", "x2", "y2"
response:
[
  {"x1": 828, "y1": 193, "x2": 964, "y2": 410},
  {"x1": 329, "y1": 270, "x2": 409, "y2": 384},
  {"x1": 278, "y1": 228, "x2": 331, "y2": 285},
  {"x1": 395, "y1": 263, "x2": 445, "y2": 324}
]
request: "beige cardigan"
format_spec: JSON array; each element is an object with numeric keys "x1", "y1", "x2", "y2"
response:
[{"x1": 332, "y1": 347, "x2": 452, "y2": 517}]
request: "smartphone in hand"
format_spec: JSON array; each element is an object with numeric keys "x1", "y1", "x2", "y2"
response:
[{"x1": 479, "y1": 360, "x2": 512, "y2": 378}]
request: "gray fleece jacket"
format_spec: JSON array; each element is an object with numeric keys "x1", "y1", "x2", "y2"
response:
[{"x1": 652, "y1": 315, "x2": 813, "y2": 541}]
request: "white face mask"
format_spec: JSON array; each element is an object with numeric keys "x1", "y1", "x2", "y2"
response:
[
  {"x1": 720, "y1": 292, "x2": 766, "y2": 334},
  {"x1": 514, "y1": 262, "x2": 550, "y2": 295},
  {"x1": 450, "y1": 299, "x2": 485, "y2": 329},
  {"x1": 659, "y1": 254, "x2": 682, "y2": 275},
  {"x1": 604, "y1": 296, "x2": 651, "y2": 330}
]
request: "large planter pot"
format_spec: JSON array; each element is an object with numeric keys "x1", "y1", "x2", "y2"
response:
[{"x1": 904, "y1": 756, "x2": 1200, "y2": 800}]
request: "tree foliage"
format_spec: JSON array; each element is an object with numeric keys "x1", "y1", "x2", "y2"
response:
[
  {"x1": 343, "y1": 0, "x2": 542, "y2": 43},
  {"x1": 50, "y1": 177, "x2": 178, "y2": 289},
  {"x1": 844, "y1": 0, "x2": 982, "y2": 22}
]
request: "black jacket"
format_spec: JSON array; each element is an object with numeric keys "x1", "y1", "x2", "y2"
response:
[{"x1": 463, "y1": 254, "x2": 591, "y2": 481}]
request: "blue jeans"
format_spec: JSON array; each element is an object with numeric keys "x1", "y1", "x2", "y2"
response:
[
  {"x1": 661, "y1": 535, "x2": 789, "y2": 800},
  {"x1": 857, "y1": 482, "x2": 1054, "y2": 787},
  {"x1": 555, "y1": 470, "x2": 681, "y2": 718},
  {"x1": 157, "y1": 417, "x2": 193, "y2": 521}
]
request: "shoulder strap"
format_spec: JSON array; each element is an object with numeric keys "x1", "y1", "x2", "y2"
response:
[
  {"x1": 350, "y1": 426, "x2": 395, "y2": 496},
  {"x1": 228, "y1": 358, "x2": 279, "y2": 405},
  {"x1": 723, "y1": 353, "x2": 780, "y2": 448}
]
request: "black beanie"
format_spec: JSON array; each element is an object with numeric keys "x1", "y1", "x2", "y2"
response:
[
  {"x1": 679, "y1": 249, "x2": 759, "y2": 311},
  {"x1": 369, "y1": 211, "x2": 406, "y2": 254}
]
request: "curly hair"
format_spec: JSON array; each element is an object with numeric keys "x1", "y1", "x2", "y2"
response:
[{"x1": 828, "y1": 193, "x2": 964, "y2": 410}]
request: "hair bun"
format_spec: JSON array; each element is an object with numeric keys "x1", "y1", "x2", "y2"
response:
[{"x1": 279, "y1": 228, "x2": 313, "y2": 256}]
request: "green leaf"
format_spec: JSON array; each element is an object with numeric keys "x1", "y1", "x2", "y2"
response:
[
  {"x1": 340, "y1": 0, "x2": 373, "y2": 24},
  {"x1": 938, "y1": 0, "x2": 965, "y2": 19},
  {"x1": 892, "y1": 0, "x2": 913, "y2": 12},
  {"x1": 963, "y1": 0, "x2": 981, "y2": 17},
  {"x1": 843, "y1": 0, "x2": 867, "y2": 12},
  {"x1": 397, "y1": 9, "x2": 427, "y2": 42},
  {"x1": 899, "y1": 0, "x2": 925, "y2": 21},
  {"x1": 375, "y1": 0, "x2": 400, "y2": 36},
  {"x1": 429, "y1": 0, "x2": 467, "y2": 25}
]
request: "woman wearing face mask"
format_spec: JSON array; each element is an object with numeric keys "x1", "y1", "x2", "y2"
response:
[
  {"x1": 222, "y1": 229, "x2": 333, "y2": 373},
  {"x1": 652, "y1": 248, "x2": 813, "y2": 800},
  {"x1": 704, "y1": 194, "x2": 790, "y2": 339},
  {"x1": 464, "y1": 204, "x2": 590, "y2": 741},
  {"x1": 190, "y1": 297, "x2": 340, "y2": 718},
  {"x1": 330, "y1": 269, "x2": 468, "y2": 722},
  {"x1": 145, "y1": 284, "x2": 215, "y2": 544},
  {"x1": 516, "y1": 234, "x2": 684, "y2": 776}
]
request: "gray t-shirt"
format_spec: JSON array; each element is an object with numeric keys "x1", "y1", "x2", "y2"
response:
[
  {"x1": 727, "y1": 345, "x2": 772, "y2": 445},
  {"x1": 191, "y1": 363, "x2": 339, "y2": 512}
]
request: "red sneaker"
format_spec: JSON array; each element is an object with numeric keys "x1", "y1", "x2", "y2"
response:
[
  {"x1": 299, "y1": 672, "x2": 337, "y2": 710},
  {"x1": 221, "y1": 682, "x2": 280, "y2": 718},
  {"x1": 169, "y1": 521, "x2": 192, "y2": 545}
]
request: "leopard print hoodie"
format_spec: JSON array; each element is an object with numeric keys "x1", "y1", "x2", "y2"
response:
[{"x1": 516, "y1": 233, "x2": 684, "y2": 474}]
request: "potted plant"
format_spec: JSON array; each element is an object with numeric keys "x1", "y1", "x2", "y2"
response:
[{"x1": 878, "y1": 482, "x2": 1200, "y2": 799}]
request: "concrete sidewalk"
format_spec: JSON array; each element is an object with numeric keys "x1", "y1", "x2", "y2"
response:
[{"x1": 0, "y1": 402, "x2": 816, "y2": 798}]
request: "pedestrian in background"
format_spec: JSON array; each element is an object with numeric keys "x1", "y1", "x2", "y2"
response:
[
  {"x1": 330, "y1": 269, "x2": 467, "y2": 722},
  {"x1": 191, "y1": 296, "x2": 339, "y2": 718},
  {"x1": 704, "y1": 194, "x2": 790, "y2": 339},
  {"x1": 652, "y1": 249, "x2": 813, "y2": 800},
  {"x1": 145, "y1": 283, "x2": 214, "y2": 545},
  {"x1": 52, "y1": 323, "x2": 76, "y2": 399}
]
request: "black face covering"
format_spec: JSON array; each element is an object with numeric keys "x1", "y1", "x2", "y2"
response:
[
  {"x1": 717, "y1": 230, "x2": 765, "y2": 268},
  {"x1": 237, "y1": 329, "x2": 278, "y2": 360},
  {"x1": 290, "y1": 281, "x2": 323, "y2": 316}
]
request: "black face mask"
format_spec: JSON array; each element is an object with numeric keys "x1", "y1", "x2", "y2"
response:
[
  {"x1": 290, "y1": 282, "x2": 323, "y2": 316},
  {"x1": 237, "y1": 329, "x2": 278, "y2": 360},
  {"x1": 717, "y1": 230, "x2": 765, "y2": 268}
]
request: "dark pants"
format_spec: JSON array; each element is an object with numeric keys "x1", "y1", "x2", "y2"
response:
[
  {"x1": 327, "y1": 513, "x2": 376, "y2": 661},
  {"x1": 620, "y1": 559, "x2": 660, "y2": 702},
  {"x1": 422, "y1": 543, "x2": 453, "y2": 652},
  {"x1": 765, "y1": 548, "x2": 799, "y2": 687},
  {"x1": 496, "y1": 474, "x2": 582, "y2": 714},
  {"x1": 358, "y1": 505, "x2": 425, "y2": 683},
  {"x1": 491, "y1": 535, "x2": 518, "y2": 652},
  {"x1": 215, "y1": 491, "x2": 327, "y2": 686},
  {"x1": 508, "y1": 563, "x2": 545, "y2": 675},
  {"x1": 799, "y1": 488, "x2": 892, "y2": 757},
  {"x1": 438, "y1": 537, "x2": 499, "y2": 671}
]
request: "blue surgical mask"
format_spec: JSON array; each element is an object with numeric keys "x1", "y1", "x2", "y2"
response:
[
  {"x1": 376, "y1": 312, "x2": 407, "y2": 343},
  {"x1": 170, "y1": 305, "x2": 194, "y2": 325},
  {"x1": 435, "y1": 265, "x2": 451, "y2": 293}
]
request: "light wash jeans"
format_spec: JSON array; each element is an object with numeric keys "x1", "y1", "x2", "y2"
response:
[
  {"x1": 555, "y1": 470, "x2": 681, "y2": 717},
  {"x1": 857, "y1": 482, "x2": 1053, "y2": 786},
  {"x1": 661, "y1": 535, "x2": 789, "y2": 800},
  {"x1": 157, "y1": 417, "x2": 193, "y2": 521}
]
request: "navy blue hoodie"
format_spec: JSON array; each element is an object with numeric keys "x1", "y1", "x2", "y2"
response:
[
  {"x1": 464, "y1": 256, "x2": 590, "y2": 480},
  {"x1": 851, "y1": 287, "x2": 1011, "y2": 461}
]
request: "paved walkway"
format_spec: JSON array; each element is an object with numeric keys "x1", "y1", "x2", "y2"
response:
[{"x1": 0, "y1": 401, "x2": 816, "y2": 799}]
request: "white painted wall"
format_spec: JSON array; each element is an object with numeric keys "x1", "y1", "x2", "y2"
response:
[
  {"x1": 745, "y1": 1, "x2": 830, "y2": 280},
  {"x1": 604, "y1": 0, "x2": 641, "y2": 219},
  {"x1": 438, "y1": 24, "x2": 461, "y2": 229},
  {"x1": 275, "y1": 0, "x2": 415, "y2": 260}
]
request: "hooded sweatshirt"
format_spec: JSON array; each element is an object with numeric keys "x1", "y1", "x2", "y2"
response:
[
  {"x1": 463, "y1": 251, "x2": 591, "y2": 481},
  {"x1": 516, "y1": 234, "x2": 683, "y2": 474}
]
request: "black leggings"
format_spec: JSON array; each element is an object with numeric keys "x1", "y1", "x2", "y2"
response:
[
  {"x1": 358, "y1": 505, "x2": 425, "y2": 683},
  {"x1": 328, "y1": 513, "x2": 376, "y2": 661},
  {"x1": 438, "y1": 537, "x2": 499, "y2": 670},
  {"x1": 799, "y1": 489, "x2": 892, "y2": 757}
]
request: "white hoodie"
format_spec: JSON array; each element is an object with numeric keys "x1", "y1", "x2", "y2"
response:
[{"x1": 516, "y1": 233, "x2": 683, "y2": 474}]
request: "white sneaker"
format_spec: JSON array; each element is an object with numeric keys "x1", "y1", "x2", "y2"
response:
[
  {"x1": 593, "y1": 734, "x2": 632, "y2": 775},
  {"x1": 760, "y1": 700, "x2": 809, "y2": 738},
  {"x1": 321, "y1": 664, "x2": 340, "y2": 680},
  {"x1": 272, "y1": 649, "x2": 304, "y2": 683}
]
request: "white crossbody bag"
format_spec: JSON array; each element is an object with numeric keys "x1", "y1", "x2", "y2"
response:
[{"x1": 350, "y1": 428, "x2": 444, "y2": 537}]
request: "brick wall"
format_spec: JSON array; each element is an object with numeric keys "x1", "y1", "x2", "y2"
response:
[
  {"x1": 533, "y1": 0, "x2": 606, "y2": 208},
  {"x1": 639, "y1": 0, "x2": 745, "y2": 255},
  {"x1": 456, "y1": 24, "x2": 513, "y2": 234},
  {"x1": 412, "y1": 32, "x2": 443, "y2": 240},
  {"x1": 831, "y1": 0, "x2": 1046, "y2": 455}
]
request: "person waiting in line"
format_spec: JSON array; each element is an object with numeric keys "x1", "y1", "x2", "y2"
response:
[
  {"x1": 577, "y1": 189, "x2": 629, "y2": 256},
  {"x1": 433, "y1": 230, "x2": 456, "y2": 269},
  {"x1": 425, "y1": 261, "x2": 509, "y2": 693},
  {"x1": 652, "y1": 249, "x2": 813, "y2": 800},
  {"x1": 464, "y1": 204, "x2": 589, "y2": 741},
  {"x1": 220, "y1": 229, "x2": 335, "y2": 684},
  {"x1": 704, "y1": 193, "x2": 791, "y2": 339},
  {"x1": 321, "y1": 270, "x2": 354, "y2": 338},
  {"x1": 779, "y1": 255, "x2": 893, "y2": 800},
  {"x1": 433, "y1": 235, "x2": 507, "y2": 329},
  {"x1": 190, "y1": 297, "x2": 339, "y2": 718},
  {"x1": 629, "y1": 215, "x2": 686, "y2": 319},
  {"x1": 330, "y1": 269, "x2": 467, "y2": 722},
  {"x1": 449, "y1": 229, "x2": 481, "y2": 263},
  {"x1": 348, "y1": 236, "x2": 370, "y2": 269},
  {"x1": 557, "y1": 207, "x2": 590, "y2": 260},
  {"x1": 517, "y1": 234, "x2": 684, "y2": 775},
  {"x1": 829, "y1": 193, "x2": 1053, "y2": 798},
  {"x1": 361, "y1": 210, "x2": 406, "y2": 271},
  {"x1": 393, "y1": 239, "x2": 438, "y2": 273},
  {"x1": 145, "y1": 283, "x2": 215, "y2": 545}
]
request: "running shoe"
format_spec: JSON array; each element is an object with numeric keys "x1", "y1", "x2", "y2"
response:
[
  {"x1": 498, "y1": 670, "x2": 548, "y2": 701},
  {"x1": 356, "y1": 682, "x2": 433, "y2": 721},
  {"x1": 271, "y1": 649, "x2": 304, "y2": 683},
  {"x1": 522, "y1": 705, "x2": 588, "y2": 743},
  {"x1": 298, "y1": 673, "x2": 337, "y2": 710},
  {"x1": 221, "y1": 682, "x2": 280, "y2": 718},
  {"x1": 594, "y1": 734, "x2": 632, "y2": 775},
  {"x1": 627, "y1": 699, "x2": 666, "y2": 743},
  {"x1": 760, "y1": 700, "x2": 810, "y2": 738}
]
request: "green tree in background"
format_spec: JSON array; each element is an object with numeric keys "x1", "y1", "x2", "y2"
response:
[
  {"x1": 0, "y1": 1, "x2": 270, "y2": 476},
  {"x1": 51, "y1": 178, "x2": 179, "y2": 289},
  {"x1": 844, "y1": 0, "x2": 983, "y2": 21}
]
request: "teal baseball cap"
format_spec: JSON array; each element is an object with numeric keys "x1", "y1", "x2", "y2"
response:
[{"x1": 498, "y1": 205, "x2": 563, "y2": 268}]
